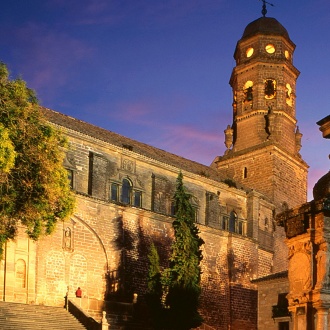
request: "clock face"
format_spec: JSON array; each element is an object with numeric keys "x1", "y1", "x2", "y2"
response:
[
  {"x1": 265, "y1": 44, "x2": 275, "y2": 54},
  {"x1": 246, "y1": 47, "x2": 254, "y2": 58},
  {"x1": 285, "y1": 50, "x2": 290, "y2": 59}
]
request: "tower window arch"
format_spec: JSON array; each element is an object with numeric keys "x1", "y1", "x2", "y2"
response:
[
  {"x1": 229, "y1": 211, "x2": 237, "y2": 233},
  {"x1": 243, "y1": 81, "x2": 253, "y2": 102},
  {"x1": 264, "y1": 79, "x2": 276, "y2": 99},
  {"x1": 286, "y1": 83, "x2": 293, "y2": 106}
]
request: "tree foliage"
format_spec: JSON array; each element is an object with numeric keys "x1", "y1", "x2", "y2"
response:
[
  {"x1": 147, "y1": 172, "x2": 204, "y2": 330},
  {"x1": 0, "y1": 62, "x2": 75, "y2": 255},
  {"x1": 146, "y1": 242, "x2": 163, "y2": 329}
]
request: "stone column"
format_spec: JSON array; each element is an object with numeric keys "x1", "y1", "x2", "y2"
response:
[{"x1": 315, "y1": 307, "x2": 328, "y2": 330}]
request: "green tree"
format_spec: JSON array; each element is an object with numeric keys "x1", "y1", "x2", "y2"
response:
[
  {"x1": 0, "y1": 62, "x2": 75, "y2": 255},
  {"x1": 165, "y1": 172, "x2": 204, "y2": 329},
  {"x1": 146, "y1": 242, "x2": 163, "y2": 329}
]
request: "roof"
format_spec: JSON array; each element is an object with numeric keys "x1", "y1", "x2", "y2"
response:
[
  {"x1": 242, "y1": 17, "x2": 290, "y2": 40},
  {"x1": 251, "y1": 270, "x2": 288, "y2": 283},
  {"x1": 42, "y1": 107, "x2": 226, "y2": 183}
]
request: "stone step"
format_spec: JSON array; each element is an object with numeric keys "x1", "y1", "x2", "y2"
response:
[{"x1": 0, "y1": 301, "x2": 87, "y2": 330}]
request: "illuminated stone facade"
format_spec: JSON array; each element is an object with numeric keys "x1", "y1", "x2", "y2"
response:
[{"x1": 0, "y1": 15, "x2": 308, "y2": 330}]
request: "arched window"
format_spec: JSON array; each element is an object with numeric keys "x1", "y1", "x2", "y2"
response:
[
  {"x1": 229, "y1": 211, "x2": 237, "y2": 233},
  {"x1": 243, "y1": 81, "x2": 253, "y2": 102},
  {"x1": 121, "y1": 178, "x2": 131, "y2": 204},
  {"x1": 111, "y1": 177, "x2": 143, "y2": 207}
]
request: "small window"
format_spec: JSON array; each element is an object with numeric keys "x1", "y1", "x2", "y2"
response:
[
  {"x1": 246, "y1": 47, "x2": 254, "y2": 58},
  {"x1": 121, "y1": 178, "x2": 131, "y2": 204},
  {"x1": 111, "y1": 183, "x2": 119, "y2": 202},
  {"x1": 238, "y1": 221, "x2": 244, "y2": 235},
  {"x1": 133, "y1": 190, "x2": 142, "y2": 207},
  {"x1": 243, "y1": 167, "x2": 248, "y2": 179},
  {"x1": 222, "y1": 216, "x2": 228, "y2": 230}
]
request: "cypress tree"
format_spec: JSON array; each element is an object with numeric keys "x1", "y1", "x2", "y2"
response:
[
  {"x1": 165, "y1": 171, "x2": 204, "y2": 330},
  {"x1": 146, "y1": 242, "x2": 163, "y2": 329}
]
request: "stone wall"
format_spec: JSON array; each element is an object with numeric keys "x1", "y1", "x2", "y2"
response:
[
  {"x1": 255, "y1": 273, "x2": 292, "y2": 330},
  {"x1": 0, "y1": 118, "x2": 283, "y2": 329}
]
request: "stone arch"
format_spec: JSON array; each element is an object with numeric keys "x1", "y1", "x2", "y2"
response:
[{"x1": 71, "y1": 215, "x2": 109, "y2": 273}]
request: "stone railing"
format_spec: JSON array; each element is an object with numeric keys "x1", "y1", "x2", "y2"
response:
[{"x1": 68, "y1": 299, "x2": 109, "y2": 330}]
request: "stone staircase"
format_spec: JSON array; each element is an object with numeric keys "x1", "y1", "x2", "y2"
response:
[{"x1": 0, "y1": 301, "x2": 87, "y2": 329}]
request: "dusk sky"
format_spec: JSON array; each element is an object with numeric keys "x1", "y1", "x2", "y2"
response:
[{"x1": 0, "y1": 0, "x2": 329, "y2": 201}]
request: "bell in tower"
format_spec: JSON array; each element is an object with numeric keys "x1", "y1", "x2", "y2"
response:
[{"x1": 212, "y1": 13, "x2": 308, "y2": 212}]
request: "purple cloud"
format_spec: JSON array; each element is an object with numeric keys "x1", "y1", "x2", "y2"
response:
[{"x1": 9, "y1": 22, "x2": 94, "y2": 102}]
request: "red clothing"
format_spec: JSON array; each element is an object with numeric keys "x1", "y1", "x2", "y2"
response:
[{"x1": 75, "y1": 288, "x2": 82, "y2": 298}]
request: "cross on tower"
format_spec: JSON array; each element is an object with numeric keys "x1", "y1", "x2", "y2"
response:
[{"x1": 259, "y1": 0, "x2": 274, "y2": 17}]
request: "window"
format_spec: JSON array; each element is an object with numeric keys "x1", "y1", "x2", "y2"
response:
[
  {"x1": 222, "y1": 216, "x2": 229, "y2": 230},
  {"x1": 243, "y1": 167, "x2": 248, "y2": 179},
  {"x1": 110, "y1": 177, "x2": 143, "y2": 208},
  {"x1": 223, "y1": 212, "x2": 247, "y2": 236},
  {"x1": 272, "y1": 293, "x2": 290, "y2": 320},
  {"x1": 111, "y1": 183, "x2": 119, "y2": 202},
  {"x1": 243, "y1": 81, "x2": 253, "y2": 102},
  {"x1": 264, "y1": 79, "x2": 276, "y2": 99},
  {"x1": 121, "y1": 178, "x2": 131, "y2": 204},
  {"x1": 133, "y1": 190, "x2": 142, "y2": 207},
  {"x1": 238, "y1": 221, "x2": 244, "y2": 235},
  {"x1": 278, "y1": 322, "x2": 289, "y2": 330},
  {"x1": 229, "y1": 211, "x2": 237, "y2": 232}
]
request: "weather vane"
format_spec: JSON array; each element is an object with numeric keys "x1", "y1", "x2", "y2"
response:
[{"x1": 259, "y1": 0, "x2": 274, "y2": 17}]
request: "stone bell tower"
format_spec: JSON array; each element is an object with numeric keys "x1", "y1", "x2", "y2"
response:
[{"x1": 212, "y1": 15, "x2": 308, "y2": 212}]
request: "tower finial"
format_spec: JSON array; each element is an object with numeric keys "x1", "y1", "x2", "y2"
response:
[{"x1": 259, "y1": 0, "x2": 274, "y2": 17}]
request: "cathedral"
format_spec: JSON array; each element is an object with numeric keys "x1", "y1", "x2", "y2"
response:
[{"x1": 0, "y1": 9, "x2": 313, "y2": 330}]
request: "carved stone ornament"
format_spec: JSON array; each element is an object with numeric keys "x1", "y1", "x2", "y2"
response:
[
  {"x1": 289, "y1": 251, "x2": 312, "y2": 293},
  {"x1": 315, "y1": 242, "x2": 330, "y2": 290},
  {"x1": 121, "y1": 158, "x2": 135, "y2": 173},
  {"x1": 224, "y1": 125, "x2": 234, "y2": 150},
  {"x1": 63, "y1": 226, "x2": 74, "y2": 252},
  {"x1": 285, "y1": 214, "x2": 307, "y2": 238}
]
